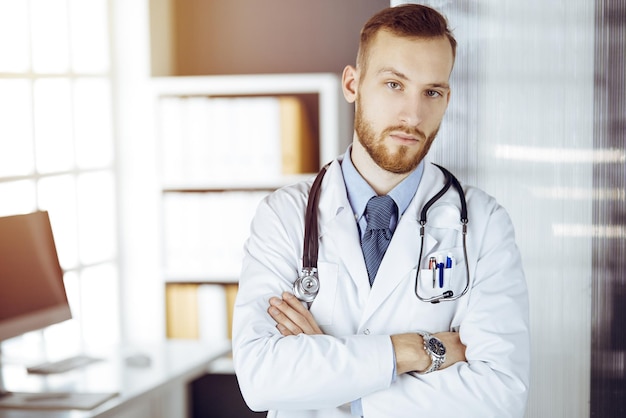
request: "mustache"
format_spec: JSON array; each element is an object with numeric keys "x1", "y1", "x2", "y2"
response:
[{"x1": 381, "y1": 125, "x2": 427, "y2": 141}]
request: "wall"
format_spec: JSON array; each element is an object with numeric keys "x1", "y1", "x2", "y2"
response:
[
  {"x1": 591, "y1": 1, "x2": 626, "y2": 415},
  {"x1": 396, "y1": 0, "x2": 626, "y2": 417},
  {"x1": 153, "y1": 0, "x2": 389, "y2": 76}
]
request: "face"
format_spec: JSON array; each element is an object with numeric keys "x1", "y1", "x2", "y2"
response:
[{"x1": 344, "y1": 30, "x2": 454, "y2": 174}]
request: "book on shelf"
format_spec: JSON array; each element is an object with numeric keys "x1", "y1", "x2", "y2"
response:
[
  {"x1": 166, "y1": 283, "x2": 238, "y2": 341},
  {"x1": 165, "y1": 283, "x2": 200, "y2": 339},
  {"x1": 162, "y1": 191, "x2": 267, "y2": 280},
  {"x1": 157, "y1": 94, "x2": 317, "y2": 186},
  {"x1": 279, "y1": 96, "x2": 319, "y2": 174}
]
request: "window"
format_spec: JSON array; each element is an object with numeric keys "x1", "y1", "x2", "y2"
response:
[{"x1": 0, "y1": 0, "x2": 118, "y2": 353}]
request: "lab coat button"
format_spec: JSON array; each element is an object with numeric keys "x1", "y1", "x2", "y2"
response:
[{"x1": 363, "y1": 329, "x2": 370, "y2": 335}]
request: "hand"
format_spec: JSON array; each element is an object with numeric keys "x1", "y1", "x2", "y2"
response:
[
  {"x1": 268, "y1": 291, "x2": 323, "y2": 336},
  {"x1": 391, "y1": 331, "x2": 466, "y2": 375}
]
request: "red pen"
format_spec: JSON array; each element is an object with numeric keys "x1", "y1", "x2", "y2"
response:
[{"x1": 429, "y1": 257, "x2": 437, "y2": 288}]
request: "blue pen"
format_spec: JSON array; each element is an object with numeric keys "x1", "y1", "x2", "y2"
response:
[
  {"x1": 438, "y1": 262, "x2": 444, "y2": 288},
  {"x1": 446, "y1": 254, "x2": 453, "y2": 269}
]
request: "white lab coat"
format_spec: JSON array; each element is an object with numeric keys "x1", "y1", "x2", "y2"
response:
[{"x1": 232, "y1": 158, "x2": 530, "y2": 418}]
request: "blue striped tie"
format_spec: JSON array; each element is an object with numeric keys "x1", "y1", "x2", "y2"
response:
[{"x1": 361, "y1": 195, "x2": 397, "y2": 286}]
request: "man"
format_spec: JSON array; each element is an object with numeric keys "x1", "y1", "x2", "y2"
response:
[{"x1": 232, "y1": 4, "x2": 530, "y2": 417}]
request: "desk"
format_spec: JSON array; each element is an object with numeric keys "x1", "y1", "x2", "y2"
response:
[{"x1": 0, "y1": 340, "x2": 231, "y2": 418}]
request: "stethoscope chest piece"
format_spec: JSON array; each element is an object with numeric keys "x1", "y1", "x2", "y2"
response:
[{"x1": 293, "y1": 268, "x2": 319, "y2": 303}]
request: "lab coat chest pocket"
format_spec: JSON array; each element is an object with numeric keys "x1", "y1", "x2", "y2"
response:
[
  {"x1": 308, "y1": 262, "x2": 338, "y2": 326},
  {"x1": 414, "y1": 222, "x2": 467, "y2": 306},
  {"x1": 416, "y1": 246, "x2": 466, "y2": 301},
  {"x1": 408, "y1": 260, "x2": 466, "y2": 332}
]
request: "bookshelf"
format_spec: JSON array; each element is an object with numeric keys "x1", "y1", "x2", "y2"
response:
[{"x1": 151, "y1": 73, "x2": 350, "y2": 340}]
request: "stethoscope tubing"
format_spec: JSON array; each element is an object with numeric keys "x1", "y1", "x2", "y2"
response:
[
  {"x1": 414, "y1": 164, "x2": 470, "y2": 303},
  {"x1": 295, "y1": 162, "x2": 470, "y2": 304}
]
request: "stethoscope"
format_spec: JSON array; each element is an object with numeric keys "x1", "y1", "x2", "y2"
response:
[{"x1": 293, "y1": 162, "x2": 470, "y2": 304}]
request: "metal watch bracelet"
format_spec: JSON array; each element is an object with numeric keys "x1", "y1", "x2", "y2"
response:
[{"x1": 415, "y1": 331, "x2": 446, "y2": 374}]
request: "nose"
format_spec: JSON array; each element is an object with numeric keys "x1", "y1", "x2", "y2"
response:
[{"x1": 399, "y1": 95, "x2": 424, "y2": 127}]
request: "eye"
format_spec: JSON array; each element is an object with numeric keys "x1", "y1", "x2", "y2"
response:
[
  {"x1": 426, "y1": 90, "x2": 443, "y2": 98},
  {"x1": 386, "y1": 81, "x2": 402, "y2": 90}
]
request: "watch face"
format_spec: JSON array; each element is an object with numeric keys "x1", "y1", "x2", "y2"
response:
[{"x1": 428, "y1": 338, "x2": 446, "y2": 356}]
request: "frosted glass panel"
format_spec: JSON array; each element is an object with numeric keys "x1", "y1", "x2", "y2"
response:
[
  {"x1": 0, "y1": 0, "x2": 30, "y2": 72},
  {"x1": 30, "y1": 0, "x2": 70, "y2": 73},
  {"x1": 33, "y1": 78, "x2": 74, "y2": 173},
  {"x1": 590, "y1": 0, "x2": 626, "y2": 415},
  {"x1": 69, "y1": 0, "x2": 110, "y2": 73},
  {"x1": 0, "y1": 180, "x2": 36, "y2": 216},
  {"x1": 395, "y1": 1, "x2": 599, "y2": 417},
  {"x1": 0, "y1": 79, "x2": 33, "y2": 177},
  {"x1": 77, "y1": 171, "x2": 116, "y2": 264},
  {"x1": 74, "y1": 78, "x2": 114, "y2": 169},
  {"x1": 0, "y1": 0, "x2": 119, "y2": 352}
]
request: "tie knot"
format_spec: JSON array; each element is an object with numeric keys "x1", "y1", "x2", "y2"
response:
[{"x1": 365, "y1": 195, "x2": 397, "y2": 231}]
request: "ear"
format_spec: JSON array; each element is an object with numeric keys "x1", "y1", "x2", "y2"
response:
[{"x1": 341, "y1": 65, "x2": 358, "y2": 103}]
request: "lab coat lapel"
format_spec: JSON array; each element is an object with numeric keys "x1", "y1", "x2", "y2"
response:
[
  {"x1": 360, "y1": 163, "x2": 443, "y2": 323},
  {"x1": 317, "y1": 162, "x2": 371, "y2": 298}
]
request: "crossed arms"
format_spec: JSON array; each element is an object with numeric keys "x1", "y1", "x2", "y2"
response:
[
  {"x1": 233, "y1": 181, "x2": 530, "y2": 415},
  {"x1": 268, "y1": 291, "x2": 467, "y2": 375}
]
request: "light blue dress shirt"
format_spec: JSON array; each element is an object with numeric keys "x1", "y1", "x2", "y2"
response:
[
  {"x1": 340, "y1": 146, "x2": 424, "y2": 416},
  {"x1": 341, "y1": 146, "x2": 424, "y2": 238}
]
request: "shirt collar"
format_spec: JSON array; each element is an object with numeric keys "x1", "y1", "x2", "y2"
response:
[{"x1": 341, "y1": 145, "x2": 424, "y2": 222}]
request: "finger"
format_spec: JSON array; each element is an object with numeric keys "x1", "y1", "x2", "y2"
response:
[
  {"x1": 269, "y1": 297, "x2": 311, "y2": 334},
  {"x1": 276, "y1": 323, "x2": 291, "y2": 336},
  {"x1": 281, "y1": 292, "x2": 310, "y2": 314},
  {"x1": 282, "y1": 293, "x2": 323, "y2": 334},
  {"x1": 268, "y1": 305, "x2": 302, "y2": 335},
  {"x1": 270, "y1": 294, "x2": 320, "y2": 335},
  {"x1": 277, "y1": 293, "x2": 323, "y2": 335}
]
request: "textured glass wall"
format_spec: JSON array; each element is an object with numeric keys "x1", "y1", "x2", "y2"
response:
[
  {"x1": 591, "y1": 1, "x2": 626, "y2": 416},
  {"x1": 393, "y1": 1, "x2": 623, "y2": 416}
]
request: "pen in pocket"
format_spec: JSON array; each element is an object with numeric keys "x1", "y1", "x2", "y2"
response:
[{"x1": 429, "y1": 257, "x2": 437, "y2": 288}]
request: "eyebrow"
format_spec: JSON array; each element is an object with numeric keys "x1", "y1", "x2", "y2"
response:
[{"x1": 377, "y1": 67, "x2": 450, "y2": 90}]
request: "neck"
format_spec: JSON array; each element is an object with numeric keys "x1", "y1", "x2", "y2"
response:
[{"x1": 350, "y1": 137, "x2": 410, "y2": 195}]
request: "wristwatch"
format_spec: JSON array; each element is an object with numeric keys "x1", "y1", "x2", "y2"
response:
[{"x1": 415, "y1": 331, "x2": 446, "y2": 374}]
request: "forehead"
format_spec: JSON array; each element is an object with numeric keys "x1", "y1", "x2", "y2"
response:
[{"x1": 364, "y1": 30, "x2": 454, "y2": 82}]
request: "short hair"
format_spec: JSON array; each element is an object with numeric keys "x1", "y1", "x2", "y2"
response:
[{"x1": 356, "y1": 4, "x2": 457, "y2": 73}]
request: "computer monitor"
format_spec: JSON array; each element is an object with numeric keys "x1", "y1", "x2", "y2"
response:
[{"x1": 0, "y1": 211, "x2": 72, "y2": 344}]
